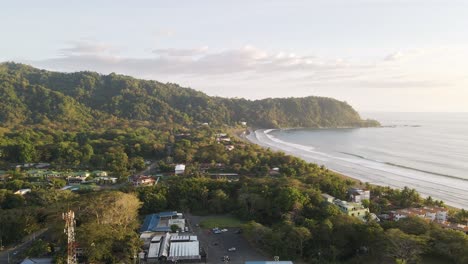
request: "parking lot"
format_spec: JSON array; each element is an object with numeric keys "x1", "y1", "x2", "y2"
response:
[{"x1": 186, "y1": 214, "x2": 267, "y2": 263}]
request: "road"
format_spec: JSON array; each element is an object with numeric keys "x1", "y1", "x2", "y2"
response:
[{"x1": 0, "y1": 228, "x2": 48, "y2": 264}]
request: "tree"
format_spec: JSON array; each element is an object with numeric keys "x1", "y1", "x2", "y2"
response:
[
  {"x1": 384, "y1": 229, "x2": 427, "y2": 264},
  {"x1": 170, "y1": 224, "x2": 179, "y2": 233}
]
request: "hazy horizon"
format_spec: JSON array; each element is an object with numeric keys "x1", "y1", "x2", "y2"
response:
[{"x1": 2, "y1": 0, "x2": 467, "y2": 112}]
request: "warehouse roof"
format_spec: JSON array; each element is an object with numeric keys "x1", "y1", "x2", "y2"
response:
[{"x1": 168, "y1": 241, "x2": 200, "y2": 261}]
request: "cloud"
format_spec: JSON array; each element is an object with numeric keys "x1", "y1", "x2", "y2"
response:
[
  {"x1": 24, "y1": 42, "x2": 463, "y2": 101},
  {"x1": 384, "y1": 51, "x2": 405, "y2": 61},
  {"x1": 153, "y1": 46, "x2": 209, "y2": 57},
  {"x1": 59, "y1": 41, "x2": 114, "y2": 55},
  {"x1": 35, "y1": 43, "x2": 357, "y2": 76}
]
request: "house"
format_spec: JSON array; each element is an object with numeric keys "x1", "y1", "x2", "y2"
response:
[
  {"x1": 35, "y1": 163, "x2": 51, "y2": 169},
  {"x1": 14, "y1": 188, "x2": 31, "y2": 195},
  {"x1": 439, "y1": 222, "x2": 468, "y2": 234},
  {"x1": 96, "y1": 176, "x2": 117, "y2": 184},
  {"x1": 131, "y1": 176, "x2": 156, "y2": 186},
  {"x1": 390, "y1": 207, "x2": 448, "y2": 222},
  {"x1": 240, "y1": 121, "x2": 247, "y2": 126},
  {"x1": 334, "y1": 199, "x2": 369, "y2": 219},
  {"x1": 92, "y1": 170, "x2": 108, "y2": 177},
  {"x1": 175, "y1": 164, "x2": 185, "y2": 175},
  {"x1": 321, "y1": 193, "x2": 336, "y2": 203},
  {"x1": 225, "y1": 145, "x2": 235, "y2": 151},
  {"x1": 348, "y1": 188, "x2": 370, "y2": 203}
]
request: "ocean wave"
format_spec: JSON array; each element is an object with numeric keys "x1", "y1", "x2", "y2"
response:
[
  {"x1": 257, "y1": 129, "x2": 468, "y2": 184},
  {"x1": 339, "y1": 152, "x2": 468, "y2": 182}
]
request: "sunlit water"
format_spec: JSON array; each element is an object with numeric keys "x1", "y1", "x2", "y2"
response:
[{"x1": 247, "y1": 112, "x2": 468, "y2": 209}]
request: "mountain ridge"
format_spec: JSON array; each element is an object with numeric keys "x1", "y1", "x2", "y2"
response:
[{"x1": 0, "y1": 62, "x2": 379, "y2": 129}]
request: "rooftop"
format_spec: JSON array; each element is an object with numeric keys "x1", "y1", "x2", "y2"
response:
[{"x1": 140, "y1": 212, "x2": 180, "y2": 232}]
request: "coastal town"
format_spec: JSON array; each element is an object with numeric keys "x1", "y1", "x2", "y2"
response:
[{"x1": 1, "y1": 129, "x2": 467, "y2": 264}]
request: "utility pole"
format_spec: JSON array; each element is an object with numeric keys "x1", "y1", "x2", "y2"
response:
[{"x1": 63, "y1": 210, "x2": 77, "y2": 264}]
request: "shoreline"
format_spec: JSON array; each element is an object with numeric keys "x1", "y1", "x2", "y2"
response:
[{"x1": 242, "y1": 128, "x2": 466, "y2": 210}]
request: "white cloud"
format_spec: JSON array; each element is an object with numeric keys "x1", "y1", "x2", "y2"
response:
[
  {"x1": 153, "y1": 46, "x2": 209, "y2": 57},
  {"x1": 59, "y1": 40, "x2": 115, "y2": 55},
  {"x1": 22, "y1": 42, "x2": 468, "y2": 111}
]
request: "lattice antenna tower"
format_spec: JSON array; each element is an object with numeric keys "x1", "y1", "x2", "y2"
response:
[{"x1": 63, "y1": 210, "x2": 77, "y2": 264}]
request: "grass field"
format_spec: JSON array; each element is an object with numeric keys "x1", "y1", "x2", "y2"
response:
[{"x1": 199, "y1": 215, "x2": 245, "y2": 228}]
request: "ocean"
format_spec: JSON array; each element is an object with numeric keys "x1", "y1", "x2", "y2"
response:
[{"x1": 246, "y1": 112, "x2": 468, "y2": 209}]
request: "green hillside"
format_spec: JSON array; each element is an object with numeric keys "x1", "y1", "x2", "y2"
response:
[{"x1": 0, "y1": 62, "x2": 379, "y2": 129}]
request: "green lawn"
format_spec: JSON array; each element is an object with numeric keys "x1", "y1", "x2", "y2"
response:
[{"x1": 199, "y1": 216, "x2": 245, "y2": 228}]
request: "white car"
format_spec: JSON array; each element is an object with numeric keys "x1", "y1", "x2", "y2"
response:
[
  {"x1": 221, "y1": 228, "x2": 228, "y2": 232},
  {"x1": 228, "y1": 247, "x2": 236, "y2": 252}
]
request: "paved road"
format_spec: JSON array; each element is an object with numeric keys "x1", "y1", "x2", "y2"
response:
[
  {"x1": 186, "y1": 214, "x2": 267, "y2": 264},
  {"x1": 0, "y1": 228, "x2": 48, "y2": 264}
]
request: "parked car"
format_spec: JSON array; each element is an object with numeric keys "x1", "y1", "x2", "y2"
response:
[
  {"x1": 221, "y1": 228, "x2": 228, "y2": 232},
  {"x1": 228, "y1": 247, "x2": 236, "y2": 252},
  {"x1": 234, "y1": 229, "x2": 242, "y2": 234}
]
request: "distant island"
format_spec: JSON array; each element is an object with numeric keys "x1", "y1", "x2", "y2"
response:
[{"x1": 0, "y1": 62, "x2": 379, "y2": 129}]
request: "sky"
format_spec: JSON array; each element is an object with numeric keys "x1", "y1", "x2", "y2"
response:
[{"x1": 1, "y1": 0, "x2": 468, "y2": 112}]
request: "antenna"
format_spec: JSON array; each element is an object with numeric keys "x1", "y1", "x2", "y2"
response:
[{"x1": 63, "y1": 210, "x2": 77, "y2": 264}]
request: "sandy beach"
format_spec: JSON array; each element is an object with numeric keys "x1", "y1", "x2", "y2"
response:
[{"x1": 245, "y1": 128, "x2": 468, "y2": 209}]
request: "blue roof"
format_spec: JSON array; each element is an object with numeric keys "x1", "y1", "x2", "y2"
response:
[
  {"x1": 245, "y1": 262, "x2": 293, "y2": 264},
  {"x1": 140, "y1": 212, "x2": 179, "y2": 232}
]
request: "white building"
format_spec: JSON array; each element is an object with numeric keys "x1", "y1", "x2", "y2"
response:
[
  {"x1": 15, "y1": 188, "x2": 31, "y2": 195},
  {"x1": 392, "y1": 207, "x2": 448, "y2": 222},
  {"x1": 175, "y1": 164, "x2": 186, "y2": 175},
  {"x1": 348, "y1": 188, "x2": 370, "y2": 203}
]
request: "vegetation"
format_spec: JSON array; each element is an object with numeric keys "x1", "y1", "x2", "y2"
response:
[
  {"x1": 0, "y1": 62, "x2": 466, "y2": 264},
  {"x1": 199, "y1": 216, "x2": 245, "y2": 228},
  {"x1": 0, "y1": 62, "x2": 378, "y2": 129}
]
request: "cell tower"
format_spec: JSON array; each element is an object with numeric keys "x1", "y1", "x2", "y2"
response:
[{"x1": 63, "y1": 210, "x2": 77, "y2": 264}]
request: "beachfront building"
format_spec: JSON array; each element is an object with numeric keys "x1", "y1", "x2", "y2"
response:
[
  {"x1": 321, "y1": 193, "x2": 369, "y2": 220},
  {"x1": 321, "y1": 193, "x2": 336, "y2": 203},
  {"x1": 348, "y1": 188, "x2": 370, "y2": 203},
  {"x1": 334, "y1": 199, "x2": 370, "y2": 219},
  {"x1": 390, "y1": 207, "x2": 448, "y2": 222}
]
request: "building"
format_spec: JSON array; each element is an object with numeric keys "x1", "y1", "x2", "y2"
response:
[
  {"x1": 348, "y1": 188, "x2": 370, "y2": 203},
  {"x1": 140, "y1": 211, "x2": 185, "y2": 233},
  {"x1": 14, "y1": 188, "x2": 31, "y2": 195},
  {"x1": 20, "y1": 258, "x2": 53, "y2": 264},
  {"x1": 240, "y1": 121, "x2": 247, "y2": 126},
  {"x1": 439, "y1": 222, "x2": 468, "y2": 234},
  {"x1": 321, "y1": 193, "x2": 335, "y2": 203},
  {"x1": 321, "y1": 193, "x2": 369, "y2": 220},
  {"x1": 390, "y1": 207, "x2": 448, "y2": 222},
  {"x1": 92, "y1": 170, "x2": 108, "y2": 177},
  {"x1": 334, "y1": 199, "x2": 369, "y2": 219},
  {"x1": 131, "y1": 175, "x2": 156, "y2": 186},
  {"x1": 175, "y1": 164, "x2": 186, "y2": 175},
  {"x1": 225, "y1": 145, "x2": 235, "y2": 151},
  {"x1": 147, "y1": 233, "x2": 201, "y2": 263},
  {"x1": 95, "y1": 176, "x2": 118, "y2": 184}
]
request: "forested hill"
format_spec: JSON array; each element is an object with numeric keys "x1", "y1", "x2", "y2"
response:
[{"x1": 0, "y1": 62, "x2": 379, "y2": 128}]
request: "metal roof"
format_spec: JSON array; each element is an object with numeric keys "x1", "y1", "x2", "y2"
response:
[
  {"x1": 140, "y1": 212, "x2": 179, "y2": 232},
  {"x1": 147, "y1": 241, "x2": 161, "y2": 259},
  {"x1": 168, "y1": 241, "x2": 200, "y2": 260}
]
